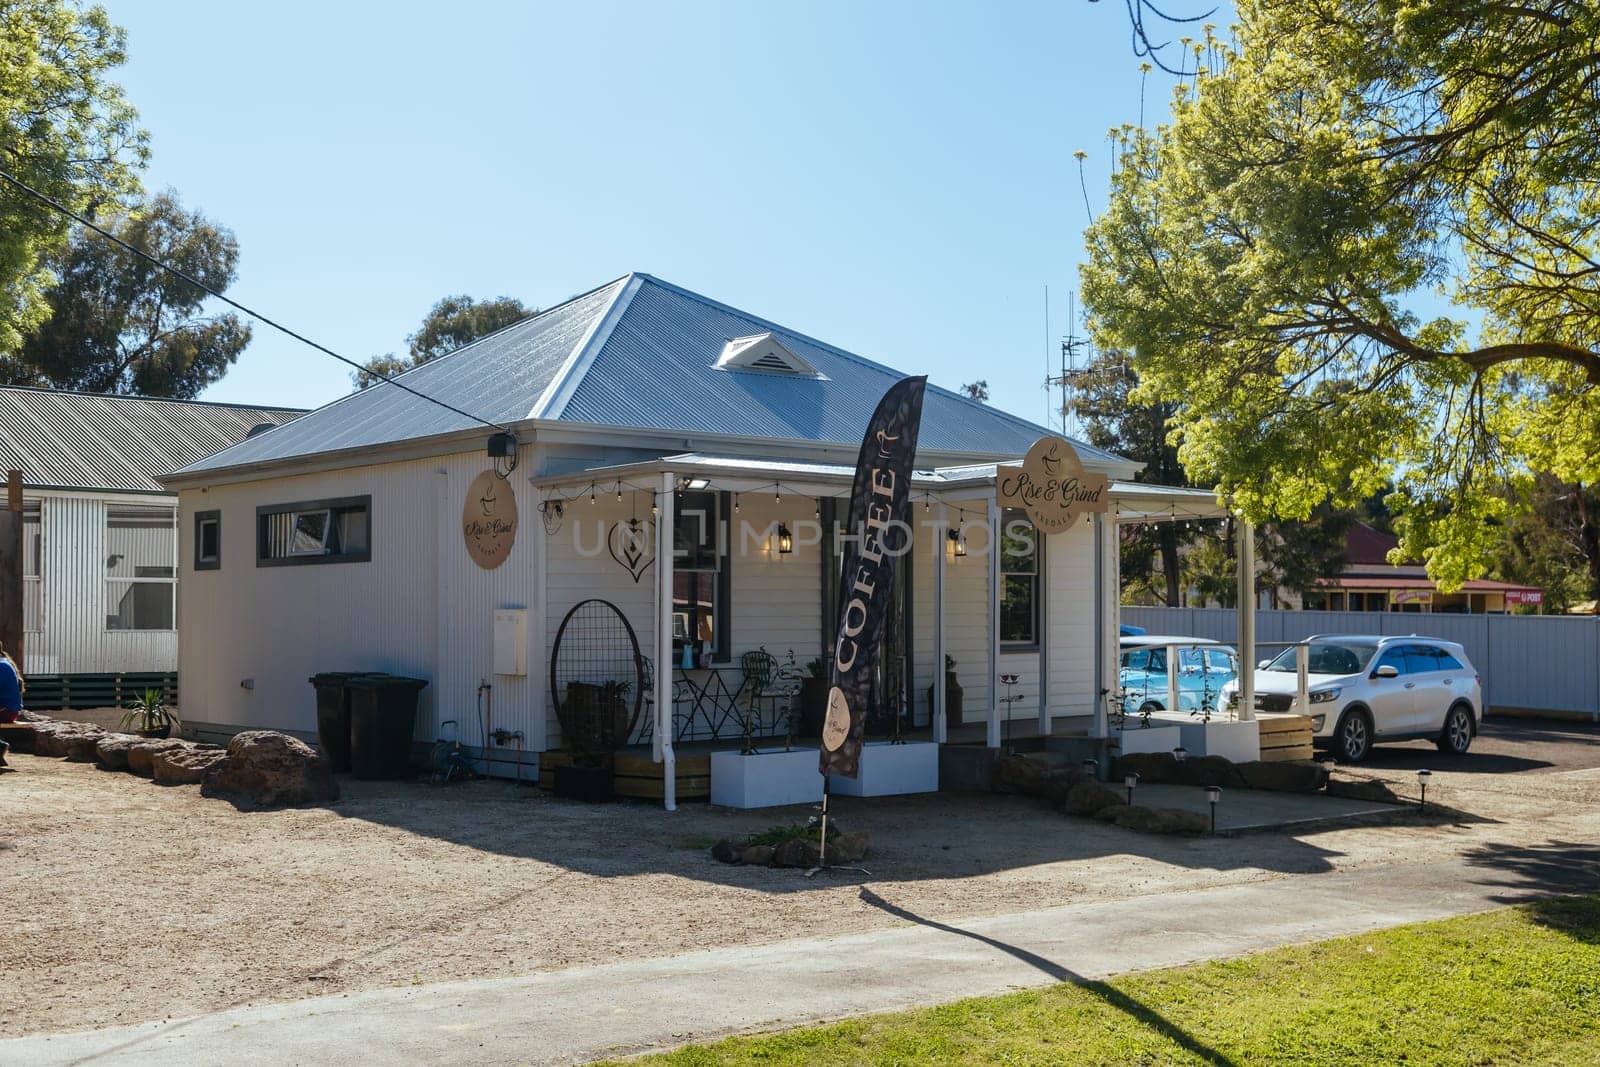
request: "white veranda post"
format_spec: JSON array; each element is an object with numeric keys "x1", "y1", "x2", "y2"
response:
[
  {"x1": 986, "y1": 498, "x2": 1001, "y2": 750},
  {"x1": 933, "y1": 501, "x2": 948, "y2": 744},
  {"x1": 656, "y1": 472, "x2": 676, "y2": 810},
  {"x1": 1235, "y1": 517, "x2": 1256, "y2": 723}
]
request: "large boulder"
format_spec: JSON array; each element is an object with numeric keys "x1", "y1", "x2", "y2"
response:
[
  {"x1": 151, "y1": 743, "x2": 228, "y2": 785},
  {"x1": 127, "y1": 739, "x2": 187, "y2": 778},
  {"x1": 1114, "y1": 752, "x2": 1180, "y2": 784},
  {"x1": 828, "y1": 831, "x2": 870, "y2": 865},
  {"x1": 771, "y1": 837, "x2": 822, "y2": 869},
  {"x1": 33, "y1": 722, "x2": 102, "y2": 758},
  {"x1": 200, "y1": 730, "x2": 338, "y2": 807},
  {"x1": 1236, "y1": 759, "x2": 1329, "y2": 794},
  {"x1": 1173, "y1": 755, "x2": 1247, "y2": 788},
  {"x1": 992, "y1": 754, "x2": 1053, "y2": 796},
  {"x1": 1065, "y1": 779, "x2": 1126, "y2": 817},
  {"x1": 64, "y1": 732, "x2": 107, "y2": 762},
  {"x1": 94, "y1": 734, "x2": 143, "y2": 772}
]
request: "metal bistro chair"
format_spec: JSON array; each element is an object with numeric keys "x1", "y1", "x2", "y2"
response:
[
  {"x1": 636, "y1": 656, "x2": 691, "y2": 747},
  {"x1": 739, "y1": 649, "x2": 778, "y2": 754}
]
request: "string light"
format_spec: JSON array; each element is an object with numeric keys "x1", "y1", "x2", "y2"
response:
[
  {"x1": 734, "y1": 493, "x2": 740, "y2": 515},
  {"x1": 775, "y1": 483, "x2": 781, "y2": 505},
  {"x1": 589, "y1": 482, "x2": 596, "y2": 505},
  {"x1": 616, "y1": 481, "x2": 623, "y2": 504}
]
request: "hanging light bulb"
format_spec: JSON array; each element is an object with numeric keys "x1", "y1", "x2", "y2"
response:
[
  {"x1": 589, "y1": 483, "x2": 596, "y2": 505},
  {"x1": 775, "y1": 483, "x2": 781, "y2": 505},
  {"x1": 616, "y1": 481, "x2": 623, "y2": 504},
  {"x1": 734, "y1": 493, "x2": 740, "y2": 515}
]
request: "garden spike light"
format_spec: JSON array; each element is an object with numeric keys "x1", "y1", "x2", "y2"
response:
[{"x1": 1417, "y1": 768, "x2": 1432, "y2": 812}]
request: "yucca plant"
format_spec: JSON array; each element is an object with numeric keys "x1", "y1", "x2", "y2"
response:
[{"x1": 119, "y1": 689, "x2": 180, "y2": 738}]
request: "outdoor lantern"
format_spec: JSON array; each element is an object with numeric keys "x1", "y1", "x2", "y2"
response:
[
  {"x1": 1082, "y1": 757, "x2": 1099, "y2": 780},
  {"x1": 949, "y1": 528, "x2": 967, "y2": 557},
  {"x1": 776, "y1": 524, "x2": 793, "y2": 555},
  {"x1": 1417, "y1": 768, "x2": 1432, "y2": 812},
  {"x1": 1206, "y1": 785, "x2": 1222, "y2": 833},
  {"x1": 1173, "y1": 746, "x2": 1188, "y2": 763},
  {"x1": 1124, "y1": 772, "x2": 1139, "y2": 805}
]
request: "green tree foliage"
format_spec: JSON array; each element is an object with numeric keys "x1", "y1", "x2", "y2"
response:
[
  {"x1": 1081, "y1": 0, "x2": 1600, "y2": 593},
  {"x1": 355, "y1": 294, "x2": 534, "y2": 388},
  {"x1": 960, "y1": 380, "x2": 989, "y2": 402},
  {"x1": 16, "y1": 191, "x2": 250, "y2": 397},
  {"x1": 0, "y1": 0, "x2": 146, "y2": 355},
  {"x1": 1492, "y1": 475, "x2": 1599, "y2": 612}
]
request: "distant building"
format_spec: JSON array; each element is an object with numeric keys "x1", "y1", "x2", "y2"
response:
[
  {"x1": 0, "y1": 387, "x2": 301, "y2": 693},
  {"x1": 1301, "y1": 521, "x2": 1541, "y2": 614}
]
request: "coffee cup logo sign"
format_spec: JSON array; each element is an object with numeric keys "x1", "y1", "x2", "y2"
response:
[
  {"x1": 464, "y1": 469, "x2": 518, "y2": 569},
  {"x1": 996, "y1": 436, "x2": 1109, "y2": 534}
]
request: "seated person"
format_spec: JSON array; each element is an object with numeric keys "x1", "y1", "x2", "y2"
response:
[{"x1": 0, "y1": 643, "x2": 18, "y2": 767}]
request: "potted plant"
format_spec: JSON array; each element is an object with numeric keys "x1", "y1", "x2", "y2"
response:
[
  {"x1": 120, "y1": 689, "x2": 180, "y2": 739},
  {"x1": 797, "y1": 656, "x2": 828, "y2": 738},
  {"x1": 554, "y1": 679, "x2": 624, "y2": 802},
  {"x1": 925, "y1": 653, "x2": 963, "y2": 728}
]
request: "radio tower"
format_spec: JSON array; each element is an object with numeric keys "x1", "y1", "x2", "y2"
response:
[{"x1": 1048, "y1": 292, "x2": 1094, "y2": 438}]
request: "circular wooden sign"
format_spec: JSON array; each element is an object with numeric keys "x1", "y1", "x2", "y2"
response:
[
  {"x1": 463, "y1": 470, "x2": 518, "y2": 569},
  {"x1": 996, "y1": 436, "x2": 1110, "y2": 535}
]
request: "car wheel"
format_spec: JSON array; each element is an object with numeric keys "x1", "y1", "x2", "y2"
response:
[
  {"x1": 1333, "y1": 709, "x2": 1372, "y2": 763},
  {"x1": 1436, "y1": 704, "x2": 1473, "y2": 755}
]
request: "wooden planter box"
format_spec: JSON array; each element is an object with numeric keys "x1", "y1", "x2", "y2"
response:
[{"x1": 710, "y1": 747, "x2": 824, "y2": 809}]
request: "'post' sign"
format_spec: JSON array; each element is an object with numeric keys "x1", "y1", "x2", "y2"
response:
[{"x1": 996, "y1": 436, "x2": 1109, "y2": 533}]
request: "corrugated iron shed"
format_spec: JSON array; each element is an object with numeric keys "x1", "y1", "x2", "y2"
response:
[{"x1": 0, "y1": 387, "x2": 302, "y2": 494}]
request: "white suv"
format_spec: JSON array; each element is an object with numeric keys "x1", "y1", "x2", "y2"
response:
[{"x1": 1222, "y1": 635, "x2": 1483, "y2": 763}]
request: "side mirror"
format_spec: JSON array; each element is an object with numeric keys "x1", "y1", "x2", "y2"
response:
[
  {"x1": 1257, "y1": 659, "x2": 1271, "y2": 669},
  {"x1": 1374, "y1": 664, "x2": 1399, "y2": 679}
]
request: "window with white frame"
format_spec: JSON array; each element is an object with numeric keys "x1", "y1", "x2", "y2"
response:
[
  {"x1": 23, "y1": 501, "x2": 41, "y2": 633},
  {"x1": 194, "y1": 509, "x2": 221, "y2": 570},
  {"x1": 105, "y1": 504, "x2": 177, "y2": 631},
  {"x1": 999, "y1": 508, "x2": 1041, "y2": 648},
  {"x1": 257, "y1": 496, "x2": 370, "y2": 566}
]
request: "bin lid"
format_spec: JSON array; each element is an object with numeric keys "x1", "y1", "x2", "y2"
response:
[
  {"x1": 309, "y1": 671, "x2": 373, "y2": 685},
  {"x1": 344, "y1": 674, "x2": 429, "y2": 690}
]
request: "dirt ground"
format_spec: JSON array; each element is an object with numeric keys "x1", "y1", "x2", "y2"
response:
[{"x1": 3, "y1": 721, "x2": 1599, "y2": 1038}]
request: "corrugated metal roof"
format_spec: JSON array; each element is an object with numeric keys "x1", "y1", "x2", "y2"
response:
[
  {"x1": 174, "y1": 272, "x2": 1129, "y2": 480},
  {"x1": 558, "y1": 276, "x2": 1123, "y2": 461},
  {"x1": 0, "y1": 387, "x2": 302, "y2": 493},
  {"x1": 172, "y1": 277, "x2": 629, "y2": 476}
]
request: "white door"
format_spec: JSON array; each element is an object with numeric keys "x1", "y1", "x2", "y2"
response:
[{"x1": 1405, "y1": 645, "x2": 1466, "y2": 734}]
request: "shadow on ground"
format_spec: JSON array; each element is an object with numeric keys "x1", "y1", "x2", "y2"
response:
[{"x1": 1461, "y1": 839, "x2": 1600, "y2": 907}]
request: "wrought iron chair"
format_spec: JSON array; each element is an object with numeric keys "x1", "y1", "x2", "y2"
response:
[{"x1": 739, "y1": 649, "x2": 778, "y2": 754}]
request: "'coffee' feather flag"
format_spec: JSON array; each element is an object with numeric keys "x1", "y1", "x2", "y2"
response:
[{"x1": 820, "y1": 375, "x2": 927, "y2": 778}]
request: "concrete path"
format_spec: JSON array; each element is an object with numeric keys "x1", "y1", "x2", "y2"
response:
[{"x1": 7, "y1": 842, "x2": 1597, "y2": 1067}]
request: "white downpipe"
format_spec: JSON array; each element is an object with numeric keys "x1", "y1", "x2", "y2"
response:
[
  {"x1": 1092, "y1": 512, "x2": 1108, "y2": 739},
  {"x1": 1166, "y1": 642, "x2": 1181, "y2": 717},
  {"x1": 1236, "y1": 518, "x2": 1256, "y2": 722},
  {"x1": 987, "y1": 498, "x2": 1001, "y2": 750},
  {"x1": 656, "y1": 471, "x2": 676, "y2": 811},
  {"x1": 1037, "y1": 526, "x2": 1050, "y2": 736},
  {"x1": 933, "y1": 502, "x2": 948, "y2": 744}
]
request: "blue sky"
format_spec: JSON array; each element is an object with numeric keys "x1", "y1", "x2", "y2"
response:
[{"x1": 109, "y1": 1, "x2": 1193, "y2": 423}]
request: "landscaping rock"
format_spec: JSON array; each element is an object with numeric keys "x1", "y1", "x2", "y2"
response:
[
  {"x1": 64, "y1": 732, "x2": 106, "y2": 762},
  {"x1": 33, "y1": 723, "x2": 102, "y2": 758},
  {"x1": 828, "y1": 831, "x2": 870, "y2": 864},
  {"x1": 151, "y1": 743, "x2": 228, "y2": 785},
  {"x1": 739, "y1": 844, "x2": 776, "y2": 867},
  {"x1": 1237, "y1": 759, "x2": 1329, "y2": 794},
  {"x1": 127, "y1": 739, "x2": 186, "y2": 778},
  {"x1": 1173, "y1": 755, "x2": 1246, "y2": 788},
  {"x1": 1326, "y1": 777, "x2": 1404, "y2": 804},
  {"x1": 18, "y1": 709, "x2": 50, "y2": 722},
  {"x1": 711, "y1": 839, "x2": 740, "y2": 864},
  {"x1": 1114, "y1": 752, "x2": 1180, "y2": 784},
  {"x1": 94, "y1": 734, "x2": 142, "y2": 772},
  {"x1": 199, "y1": 731, "x2": 339, "y2": 807},
  {"x1": 1065, "y1": 780, "x2": 1126, "y2": 816},
  {"x1": 992, "y1": 754, "x2": 1053, "y2": 795},
  {"x1": 1106, "y1": 805, "x2": 1210, "y2": 835},
  {"x1": 771, "y1": 837, "x2": 821, "y2": 869}
]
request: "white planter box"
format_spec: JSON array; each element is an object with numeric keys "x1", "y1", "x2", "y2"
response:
[
  {"x1": 1116, "y1": 723, "x2": 1183, "y2": 755},
  {"x1": 1177, "y1": 719, "x2": 1260, "y2": 763},
  {"x1": 710, "y1": 747, "x2": 825, "y2": 809},
  {"x1": 830, "y1": 740, "x2": 939, "y2": 797}
]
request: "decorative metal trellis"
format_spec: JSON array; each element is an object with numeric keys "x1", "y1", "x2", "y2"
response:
[{"x1": 549, "y1": 599, "x2": 645, "y2": 757}]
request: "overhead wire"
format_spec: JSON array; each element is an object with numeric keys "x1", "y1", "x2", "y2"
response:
[{"x1": 0, "y1": 166, "x2": 513, "y2": 435}]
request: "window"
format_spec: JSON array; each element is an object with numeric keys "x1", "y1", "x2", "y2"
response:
[
  {"x1": 257, "y1": 496, "x2": 370, "y2": 566},
  {"x1": 1403, "y1": 645, "x2": 1444, "y2": 674},
  {"x1": 1372, "y1": 646, "x2": 1409, "y2": 676},
  {"x1": 195, "y1": 510, "x2": 221, "y2": 570},
  {"x1": 672, "y1": 490, "x2": 730, "y2": 662},
  {"x1": 999, "y1": 509, "x2": 1040, "y2": 648},
  {"x1": 106, "y1": 504, "x2": 177, "y2": 631},
  {"x1": 23, "y1": 501, "x2": 41, "y2": 633},
  {"x1": 1436, "y1": 649, "x2": 1465, "y2": 671}
]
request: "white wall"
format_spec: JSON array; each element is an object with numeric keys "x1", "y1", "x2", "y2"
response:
[
  {"x1": 24, "y1": 490, "x2": 178, "y2": 677},
  {"x1": 177, "y1": 444, "x2": 545, "y2": 755}
]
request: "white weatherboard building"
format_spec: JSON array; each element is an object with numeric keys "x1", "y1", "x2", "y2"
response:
[
  {"x1": 163, "y1": 274, "x2": 1238, "y2": 798},
  {"x1": 0, "y1": 387, "x2": 300, "y2": 699}
]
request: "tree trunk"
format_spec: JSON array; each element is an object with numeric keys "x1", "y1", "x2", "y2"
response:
[{"x1": 1159, "y1": 523, "x2": 1182, "y2": 607}]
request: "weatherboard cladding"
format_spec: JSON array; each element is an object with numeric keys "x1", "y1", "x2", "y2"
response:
[
  {"x1": 174, "y1": 273, "x2": 1121, "y2": 479},
  {"x1": 0, "y1": 388, "x2": 301, "y2": 494}
]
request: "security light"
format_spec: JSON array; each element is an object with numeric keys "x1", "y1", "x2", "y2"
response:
[{"x1": 777, "y1": 524, "x2": 793, "y2": 555}]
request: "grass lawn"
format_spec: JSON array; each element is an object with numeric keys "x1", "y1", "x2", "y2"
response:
[{"x1": 617, "y1": 896, "x2": 1600, "y2": 1066}]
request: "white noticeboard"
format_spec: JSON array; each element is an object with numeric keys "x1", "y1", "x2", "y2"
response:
[{"x1": 493, "y1": 608, "x2": 527, "y2": 676}]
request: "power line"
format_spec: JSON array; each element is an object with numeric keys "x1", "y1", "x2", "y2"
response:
[{"x1": 0, "y1": 167, "x2": 511, "y2": 434}]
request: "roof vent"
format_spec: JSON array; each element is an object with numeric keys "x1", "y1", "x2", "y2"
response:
[
  {"x1": 244, "y1": 422, "x2": 277, "y2": 439},
  {"x1": 714, "y1": 333, "x2": 821, "y2": 377}
]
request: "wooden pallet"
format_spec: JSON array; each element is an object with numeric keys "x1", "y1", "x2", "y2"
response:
[
  {"x1": 536, "y1": 749, "x2": 712, "y2": 800},
  {"x1": 1257, "y1": 713, "x2": 1315, "y2": 762}
]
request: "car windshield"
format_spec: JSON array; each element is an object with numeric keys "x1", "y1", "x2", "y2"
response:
[{"x1": 1263, "y1": 641, "x2": 1377, "y2": 675}]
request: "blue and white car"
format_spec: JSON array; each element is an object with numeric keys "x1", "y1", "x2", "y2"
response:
[{"x1": 1118, "y1": 636, "x2": 1238, "y2": 718}]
